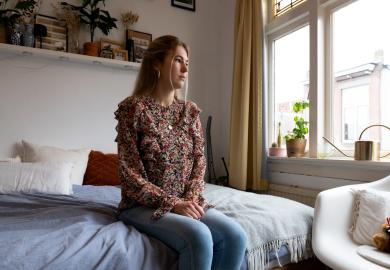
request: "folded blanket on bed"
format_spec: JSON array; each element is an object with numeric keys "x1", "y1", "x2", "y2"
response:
[{"x1": 204, "y1": 184, "x2": 314, "y2": 270}]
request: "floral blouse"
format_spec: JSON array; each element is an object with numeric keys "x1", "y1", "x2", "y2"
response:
[{"x1": 115, "y1": 95, "x2": 209, "y2": 219}]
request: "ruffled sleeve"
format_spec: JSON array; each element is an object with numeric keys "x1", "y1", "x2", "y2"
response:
[
  {"x1": 183, "y1": 102, "x2": 207, "y2": 203},
  {"x1": 115, "y1": 97, "x2": 182, "y2": 219}
]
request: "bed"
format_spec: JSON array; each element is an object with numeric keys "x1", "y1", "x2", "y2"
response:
[
  {"x1": 0, "y1": 181, "x2": 314, "y2": 270},
  {"x1": 0, "y1": 140, "x2": 314, "y2": 270}
]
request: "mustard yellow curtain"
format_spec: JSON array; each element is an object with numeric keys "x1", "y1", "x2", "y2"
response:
[{"x1": 228, "y1": 0, "x2": 267, "y2": 191}]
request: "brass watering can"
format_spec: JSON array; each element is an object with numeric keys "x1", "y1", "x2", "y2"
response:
[{"x1": 323, "y1": 124, "x2": 390, "y2": 161}]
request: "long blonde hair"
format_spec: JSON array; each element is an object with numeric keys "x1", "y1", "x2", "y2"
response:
[{"x1": 132, "y1": 35, "x2": 189, "y2": 97}]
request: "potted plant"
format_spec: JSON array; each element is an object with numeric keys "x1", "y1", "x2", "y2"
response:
[
  {"x1": 0, "y1": 0, "x2": 38, "y2": 45},
  {"x1": 61, "y1": 0, "x2": 117, "y2": 56},
  {"x1": 284, "y1": 100, "x2": 309, "y2": 157},
  {"x1": 269, "y1": 122, "x2": 286, "y2": 157}
]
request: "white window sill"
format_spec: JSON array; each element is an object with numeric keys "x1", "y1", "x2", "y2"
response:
[
  {"x1": 268, "y1": 156, "x2": 390, "y2": 169},
  {"x1": 267, "y1": 156, "x2": 390, "y2": 186}
]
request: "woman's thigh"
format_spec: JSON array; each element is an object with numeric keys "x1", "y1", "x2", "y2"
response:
[
  {"x1": 200, "y1": 208, "x2": 247, "y2": 241},
  {"x1": 118, "y1": 206, "x2": 213, "y2": 255}
]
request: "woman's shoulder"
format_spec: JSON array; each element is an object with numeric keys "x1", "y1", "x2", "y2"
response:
[
  {"x1": 185, "y1": 100, "x2": 202, "y2": 117},
  {"x1": 117, "y1": 95, "x2": 148, "y2": 112}
]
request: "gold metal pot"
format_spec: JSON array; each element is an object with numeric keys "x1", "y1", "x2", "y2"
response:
[{"x1": 323, "y1": 124, "x2": 390, "y2": 161}]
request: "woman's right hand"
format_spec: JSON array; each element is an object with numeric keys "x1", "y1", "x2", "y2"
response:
[{"x1": 172, "y1": 201, "x2": 204, "y2": 219}]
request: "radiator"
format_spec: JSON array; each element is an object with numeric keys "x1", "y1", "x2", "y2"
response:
[{"x1": 268, "y1": 183, "x2": 320, "y2": 207}]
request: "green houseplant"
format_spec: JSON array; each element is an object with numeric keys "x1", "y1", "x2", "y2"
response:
[
  {"x1": 61, "y1": 0, "x2": 117, "y2": 56},
  {"x1": 284, "y1": 100, "x2": 309, "y2": 157}
]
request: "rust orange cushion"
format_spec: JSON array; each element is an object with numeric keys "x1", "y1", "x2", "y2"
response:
[{"x1": 83, "y1": 150, "x2": 120, "y2": 186}]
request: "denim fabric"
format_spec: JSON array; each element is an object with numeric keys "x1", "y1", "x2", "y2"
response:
[{"x1": 119, "y1": 207, "x2": 247, "y2": 270}]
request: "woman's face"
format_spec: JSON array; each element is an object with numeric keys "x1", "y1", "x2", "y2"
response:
[{"x1": 159, "y1": 45, "x2": 189, "y2": 90}]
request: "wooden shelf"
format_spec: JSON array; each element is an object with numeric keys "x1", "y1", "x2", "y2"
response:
[{"x1": 0, "y1": 43, "x2": 141, "y2": 71}]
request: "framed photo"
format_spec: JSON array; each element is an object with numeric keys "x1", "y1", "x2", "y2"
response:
[
  {"x1": 171, "y1": 0, "x2": 195, "y2": 11},
  {"x1": 100, "y1": 38, "x2": 124, "y2": 51},
  {"x1": 126, "y1": 30, "x2": 152, "y2": 63},
  {"x1": 100, "y1": 47, "x2": 113, "y2": 59},
  {"x1": 35, "y1": 14, "x2": 68, "y2": 52},
  {"x1": 112, "y1": 49, "x2": 128, "y2": 61}
]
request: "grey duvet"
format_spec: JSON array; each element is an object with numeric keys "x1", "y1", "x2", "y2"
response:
[
  {"x1": 0, "y1": 184, "x2": 313, "y2": 270},
  {"x1": 0, "y1": 185, "x2": 177, "y2": 270}
]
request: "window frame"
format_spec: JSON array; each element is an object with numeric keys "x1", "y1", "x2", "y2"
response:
[{"x1": 265, "y1": 0, "x2": 371, "y2": 160}]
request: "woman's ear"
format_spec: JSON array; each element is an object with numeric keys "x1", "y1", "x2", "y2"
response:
[{"x1": 153, "y1": 61, "x2": 162, "y2": 72}]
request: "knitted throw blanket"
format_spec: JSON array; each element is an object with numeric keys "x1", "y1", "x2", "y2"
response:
[{"x1": 204, "y1": 184, "x2": 314, "y2": 270}]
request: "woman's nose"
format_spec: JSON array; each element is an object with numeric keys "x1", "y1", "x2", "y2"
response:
[{"x1": 182, "y1": 64, "x2": 188, "y2": 72}]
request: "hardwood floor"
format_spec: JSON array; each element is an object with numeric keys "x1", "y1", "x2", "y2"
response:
[{"x1": 273, "y1": 258, "x2": 330, "y2": 270}]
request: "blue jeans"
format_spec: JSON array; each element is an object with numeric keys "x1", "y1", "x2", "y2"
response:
[{"x1": 118, "y1": 207, "x2": 247, "y2": 270}]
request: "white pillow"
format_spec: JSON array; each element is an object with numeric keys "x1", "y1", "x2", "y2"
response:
[
  {"x1": 0, "y1": 156, "x2": 21, "y2": 163},
  {"x1": 350, "y1": 189, "x2": 390, "y2": 245},
  {"x1": 22, "y1": 140, "x2": 90, "y2": 185},
  {"x1": 0, "y1": 162, "x2": 74, "y2": 195}
]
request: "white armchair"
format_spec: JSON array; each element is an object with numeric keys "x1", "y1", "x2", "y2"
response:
[{"x1": 312, "y1": 174, "x2": 390, "y2": 270}]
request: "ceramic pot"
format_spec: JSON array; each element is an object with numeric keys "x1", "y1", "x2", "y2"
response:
[
  {"x1": 286, "y1": 139, "x2": 306, "y2": 157},
  {"x1": 269, "y1": 147, "x2": 286, "y2": 157},
  {"x1": 83, "y1": 42, "x2": 99, "y2": 56}
]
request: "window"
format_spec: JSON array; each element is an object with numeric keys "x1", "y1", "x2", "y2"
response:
[
  {"x1": 331, "y1": 0, "x2": 390, "y2": 151},
  {"x1": 273, "y1": 0, "x2": 306, "y2": 17},
  {"x1": 267, "y1": 0, "x2": 390, "y2": 159},
  {"x1": 272, "y1": 26, "x2": 309, "y2": 147}
]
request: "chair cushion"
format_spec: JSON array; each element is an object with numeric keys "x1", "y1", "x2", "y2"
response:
[{"x1": 350, "y1": 189, "x2": 390, "y2": 245}]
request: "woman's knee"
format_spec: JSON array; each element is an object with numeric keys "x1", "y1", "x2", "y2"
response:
[
  {"x1": 181, "y1": 220, "x2": 213, "y2": 253},
  {"x1": 229, "y1": 223, "x2": 247, "y2": 249}
]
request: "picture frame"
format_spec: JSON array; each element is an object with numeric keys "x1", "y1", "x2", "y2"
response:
[
  {"x1": 112, "y1": 48, "x2": 128, "y2": 61},
  {"x1": 100, "y1": 47, "x2": 113, "y2": 59},
  {"x1": 171, "y1": 0, "x2": 195, "y2": 11},
  {"x1": 35, "y1": 14, "x2": 68, "y2": 52},
  {"x1": 100, "y1": 38, "x2": 124, "y2": 51},
  {"x1": 126, "y1": 30, "x2": 152, "y2": 63}
]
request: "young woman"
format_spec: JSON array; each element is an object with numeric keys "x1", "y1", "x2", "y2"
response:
[{"x1": 115, "y1": 35, "x2": 247, "y2": 270}]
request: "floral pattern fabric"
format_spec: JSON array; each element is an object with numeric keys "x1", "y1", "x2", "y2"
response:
[{"x1": 115, "y1": 95, "x2": 209, "y2": 219}]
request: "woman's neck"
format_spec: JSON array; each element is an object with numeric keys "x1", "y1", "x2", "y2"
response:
[{"x1": 152, "y1": 84, "x2": 175, "y2": 107}]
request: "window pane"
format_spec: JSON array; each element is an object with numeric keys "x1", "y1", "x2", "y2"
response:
[
  {"x1": 274, "y1": 0, "x2": 306, "y2": 17},
  {"x1": 332, "y1": 0, "x2": 390, "y2": 151},
  {"x1": 273, "y1": 26, "x2": 309, "y2": 147},
  {"x1": 341, "y1": 85, "x2": 369, "y2": 143}
]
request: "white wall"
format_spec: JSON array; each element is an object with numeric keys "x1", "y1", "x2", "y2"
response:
[{"x1": 0, "y1": 0, "x2": 236, "y2": 177}]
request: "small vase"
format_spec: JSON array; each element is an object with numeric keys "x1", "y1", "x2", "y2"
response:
[
  {"x1": 7, "y1": 24, "x2": 23, "y2": 45},
  {"x1": 22, "y1": 24, "x2": 34, "y2": 47}
]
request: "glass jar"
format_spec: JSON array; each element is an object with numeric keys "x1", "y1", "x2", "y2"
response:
[{"x1": 23, "y1": 24, "x2": 34, "y2": 47}]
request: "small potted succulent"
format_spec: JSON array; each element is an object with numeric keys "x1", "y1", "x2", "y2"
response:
[
  {"x1": 61, "y1": 0, "x2": 117, "y2": 56},
  {"x1": 269, "y1": 122, "x2": 286, "y2": 157},
  {"x1": 284, "y1": 100, "x2": 310, "y2": 157}
]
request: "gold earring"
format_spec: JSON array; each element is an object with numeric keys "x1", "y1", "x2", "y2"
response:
[{"x1": 156, "y1": 70, "x2": 161, "y2": 79}]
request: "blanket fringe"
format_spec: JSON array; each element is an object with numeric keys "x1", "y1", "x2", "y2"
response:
[{"x1": 246, "y1": 234, "x2": 313, "y2": 270}]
